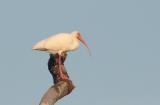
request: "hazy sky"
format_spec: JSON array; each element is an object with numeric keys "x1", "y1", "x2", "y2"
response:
[{"x1": 0, "y1": 0, "x2": 160, "y2": 105}]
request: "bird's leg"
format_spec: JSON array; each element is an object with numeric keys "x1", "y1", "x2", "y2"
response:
[
  {"x1": 55, "y1": 54, "x2": 59, "y2": 64},
  {"x1": 58, "y1": 54, "x2": 69, "y2": 80}
]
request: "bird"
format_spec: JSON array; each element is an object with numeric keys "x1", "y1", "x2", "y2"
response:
[{"x1": 32, "y1": 31, "x2": 91, "y2": 80}]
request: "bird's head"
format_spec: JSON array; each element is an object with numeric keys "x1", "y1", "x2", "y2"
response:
[{"x1": 71, "y1": 31, "x2": 91, "y2": 55}]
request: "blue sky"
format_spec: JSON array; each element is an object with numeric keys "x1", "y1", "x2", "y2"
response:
[{"x1": 0, "y1": 0, "x2": 160, "y2": 105}]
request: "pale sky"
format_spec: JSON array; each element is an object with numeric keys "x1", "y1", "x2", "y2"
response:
[{"x1": 0, "y1": 0, "x2": 160, "y2": 105}]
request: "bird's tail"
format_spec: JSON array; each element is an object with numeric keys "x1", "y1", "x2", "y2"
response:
[{"x1": 32, "y1": 39, "x2": 46, "y2": 51}]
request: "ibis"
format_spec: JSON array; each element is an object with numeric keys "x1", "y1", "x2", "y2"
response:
[{"x1": 33, "y1": 31, "x2": 91, "y2": 80}]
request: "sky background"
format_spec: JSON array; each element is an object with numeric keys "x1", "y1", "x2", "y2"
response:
[{"x1": 0, "y1": 0, "x2": 160, "y2": 105}]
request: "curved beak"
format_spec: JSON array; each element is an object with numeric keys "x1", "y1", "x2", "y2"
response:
[{"x1": 77, "y1": 34, "x2": 91, "y2": 56}]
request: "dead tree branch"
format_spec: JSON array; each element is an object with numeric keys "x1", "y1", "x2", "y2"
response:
[{"x1": 39, "y1": 53, "x2": 75, "y2": 105}]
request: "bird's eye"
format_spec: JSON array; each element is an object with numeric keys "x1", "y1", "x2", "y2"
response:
[{"x1": 77, "y1": 32, "x2": 80, "y2": 36}]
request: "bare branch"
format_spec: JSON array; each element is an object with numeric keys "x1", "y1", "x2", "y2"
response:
[{"x1": 39, "y1": 53, "x2": 75, "y2": 105}]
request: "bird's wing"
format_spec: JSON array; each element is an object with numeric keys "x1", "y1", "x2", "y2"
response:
[{"x1": 44, "y1": 34, "x2": 73, "y2": 51}]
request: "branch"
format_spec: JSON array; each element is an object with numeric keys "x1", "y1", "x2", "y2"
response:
[{"x1": 39, "y1": 53, "x2": 75, "y2": 105}]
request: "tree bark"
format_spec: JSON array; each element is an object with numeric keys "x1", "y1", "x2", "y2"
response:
[{"x1": 39, "y1": 53, "x2": 75, "y2": 105}]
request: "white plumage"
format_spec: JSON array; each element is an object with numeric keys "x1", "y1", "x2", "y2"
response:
[{"x1": 32, "y1": 31, "x2": 90, "y2": 55}]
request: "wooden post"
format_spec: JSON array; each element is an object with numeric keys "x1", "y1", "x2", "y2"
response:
[{"x1": 39, "y1": 53, "x2": 75, "y2": 105}]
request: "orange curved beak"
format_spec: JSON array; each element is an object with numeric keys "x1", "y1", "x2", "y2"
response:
[{"x1": 77, "y1": 34, "x2": 91, "y2": 56}]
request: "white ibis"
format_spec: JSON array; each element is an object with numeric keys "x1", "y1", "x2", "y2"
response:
[{"x1": 32, "y1": 31, "x2": 91, "y2": 80}]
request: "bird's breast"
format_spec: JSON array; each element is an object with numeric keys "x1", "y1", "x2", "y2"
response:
[{"x1": 69, "y1": 39, "x2": 80, "y2": 51}]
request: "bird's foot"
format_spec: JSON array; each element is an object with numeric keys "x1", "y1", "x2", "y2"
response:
[
  {"x1": 59, "y1": 65, "x2": 69, "y2": 80},
  {"x1": 60, "y1": 73, "x2": 69, "y2": 80}
]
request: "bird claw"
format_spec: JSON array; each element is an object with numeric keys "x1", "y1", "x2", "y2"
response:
[
  {"x1": 59, "y1": 65, "x2": 69, "y2": 80},
  {"x1": 60, "y1": 74, "x2": 69, "y2": 80}
]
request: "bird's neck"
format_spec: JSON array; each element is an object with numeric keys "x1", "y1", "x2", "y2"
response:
[{"x1": 69, "y1": 37, "x2": 80, "y2": 51}]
